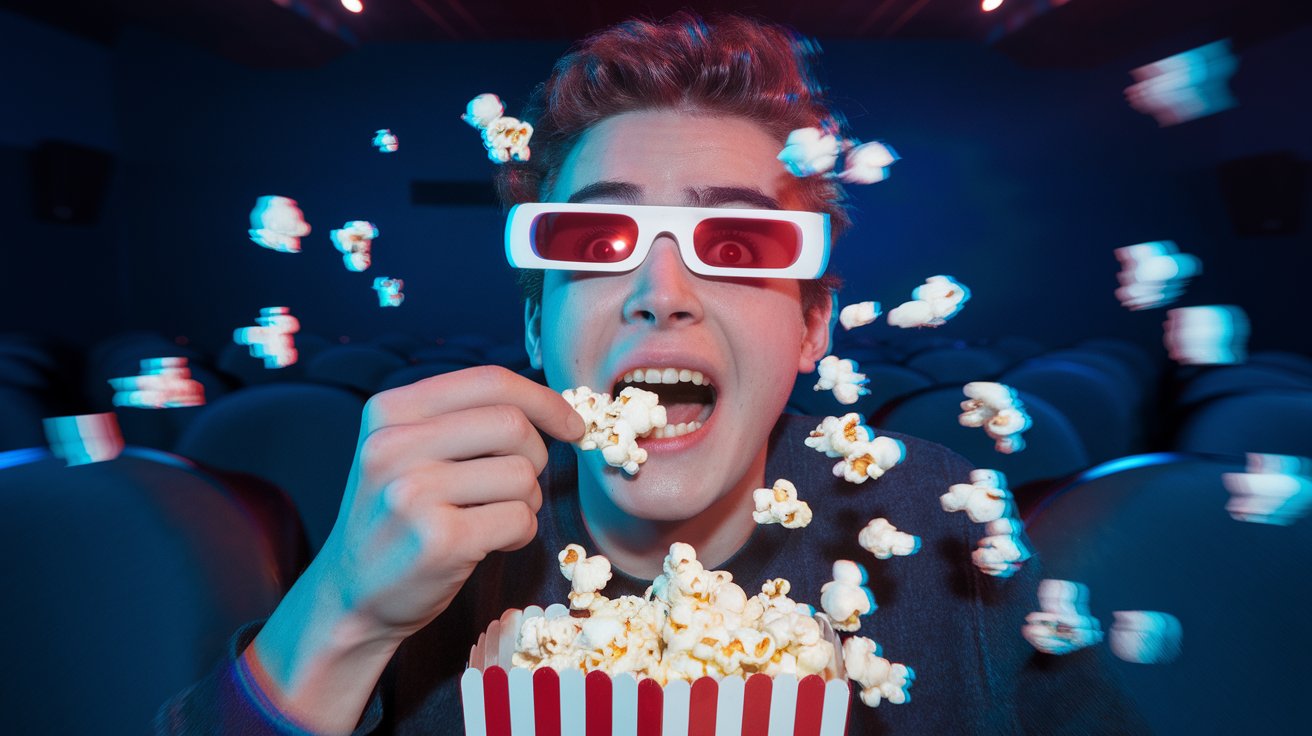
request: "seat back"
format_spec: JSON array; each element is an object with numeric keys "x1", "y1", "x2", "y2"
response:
[
  {"x1": 905, "y1": 346, "x2": 1009, "y2": 384},
  {"x1": 305, "y1": 344, "x2": 408, "y2": 395},
  {"x1": 0, "y1": 450, "x2": 288, "y2": 735},
  {"x1": 1027, "y1": 453, "x2": 1312, "y2": 734},
  {"x1": 1002, "y1": 358, "x2": 1137, "y2": 463},
  {"x1": 174, "y1": 383, "x2": 364, "y2": 552},
  {"x1": 1172, "y1": 389, "x2": 1312, "y2": 457}
]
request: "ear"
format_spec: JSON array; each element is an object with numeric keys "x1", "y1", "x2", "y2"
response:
[
  {"x1": 524, "y1": 299, "x2": 543, "y2": 370},
  {"x1": 798, "y1": 291, "x2": 835, "y2": 374}
]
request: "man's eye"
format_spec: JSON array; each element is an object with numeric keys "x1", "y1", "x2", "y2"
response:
[
  {"x1": 576, "y1": 229, "x2": 633, "y2": 262},
  {"x1": 701, "y1": 233, "x2": 758, "y2": 267}
]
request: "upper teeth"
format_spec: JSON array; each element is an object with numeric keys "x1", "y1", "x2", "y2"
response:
[{"x1": 621, "y1": 367, "x2": 709, "y2": 386}]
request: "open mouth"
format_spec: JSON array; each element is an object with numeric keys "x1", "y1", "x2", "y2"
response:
[{"x1": 613, "y1": 367, "x2": 717, "y2": 439}]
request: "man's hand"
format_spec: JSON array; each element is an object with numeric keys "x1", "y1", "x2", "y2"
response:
[{"x1": 244, "y1": 367, "x2": 583, "y2": 734}]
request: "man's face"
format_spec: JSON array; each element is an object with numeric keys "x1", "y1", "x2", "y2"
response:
[{"x1": 527, "y1": 109, "x2": 830, "y2": 522}]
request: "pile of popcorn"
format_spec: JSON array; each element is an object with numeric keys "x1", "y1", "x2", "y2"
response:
[
  {"x1": 514, "y1": 543, "x2": 837, "y2": 684},
  {"x1": 511, "y1": 543, "x2": 911, "y2": 708},
  {"x1": 813, "y1": 355, "x2": 869, "y2": 405},
  {"x1": 958, "y1": 382, "x2": 1032, "y2": 454},
  {"x1": 804, "y1": 413, "x2": 904, "y2": 484},
  {"x1": 563, "y1": 386, "x2": 667, "y2": 475}
]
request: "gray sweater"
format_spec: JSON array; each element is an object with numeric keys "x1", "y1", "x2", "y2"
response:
[{"x1": 158, "y1": 414, "x2": 1148, "y2": 734}]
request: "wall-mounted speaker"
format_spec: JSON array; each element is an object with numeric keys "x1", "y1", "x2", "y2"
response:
[
  {"x1": 1218, "y1": 152, "x2": 1305, "y2": 237},
  {"x1": 29, "y1": 140, "x2": 114, "y2": 226}
]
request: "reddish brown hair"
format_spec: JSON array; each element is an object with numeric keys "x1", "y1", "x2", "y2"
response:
[{"x1": 496, "y1": 11, "x2": 849, "y2": 314}]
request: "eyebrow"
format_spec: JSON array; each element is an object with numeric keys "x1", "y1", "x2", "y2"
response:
[
  {"x1": 691, "y1": 186, "x2": 781, "y2": 210},
  {"x1": 564, "y1": 181, "x2": 782, "y2": 210},
  {"x1": 566, "y1": 181, "x2": 643, "y2": 204}
]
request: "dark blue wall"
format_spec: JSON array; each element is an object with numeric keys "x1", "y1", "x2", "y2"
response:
[{"x1": 5, "y1": 9, "x2": 1309, "y2": 356}]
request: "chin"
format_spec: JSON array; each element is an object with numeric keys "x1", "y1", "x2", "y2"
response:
[{"x1": 586, "y1": 458, "x2": 723, "y2": 522}]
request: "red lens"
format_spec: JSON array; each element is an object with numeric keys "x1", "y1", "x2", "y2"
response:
[
  {"x1": 693, "y1": 218, "x2": 801, "y2": 269},
  {"x1": 531, "y1": 212, "x2": 639, "y2": 264}
]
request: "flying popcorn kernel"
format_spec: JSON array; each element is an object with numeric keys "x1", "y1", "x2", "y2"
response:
[
  {"x1": 941, "y1": 469, "x2": 1013, "y2": 523},
  {"x1": 461, "y1": 93, "x2": 505, "y2": 129},
  {"x1": 838, "y1": 141, "x2": 899, "y2": 185},
  {"x1": 1221, "y1": 453, "x2": 1312, "y2": 526},
  {"x1": 373, "y1": 277, "x2": 405, "y2": 308},
  {"x1": 1109, "y1": 611, "x2": 1183, "y2": 664},
  {"x1": 971, "y1": 517, "x2": 1030, "y2": 578},
  {"x1": 859, "y1": 518, "x2": 920, "y2": 560},
  {"x1": 820, "y1": 560, "x2": 875, "y2": 632},
  {"x1": 43, "y1": 413, "x2": 125, "y2": 466},
  {"x1": 839, "y1": 301, "x2": 882, "y2": 330},
  {"x1": 1125, "y1": 40, "x2": 1238, "y2": 127},
  {"x1": 834, "y1": 435, "x2": 905, "y2": 485},
  {"x1": 330, "y1": 220, "x2": 378, "y2": 272},
  {"x1": 1114, "y1": 241, "x2": 1201, "y2": 310},
  {"x1": 1163, "y1": 305, "x2": 1249, "y2": 365},
  {"x1": 804, "y1": 413, "x2": 873, "y2": 458},
  {"x1": 562, "y1": 385, "x2": 666, "y2": 476},
  {"x1": 813, "y1": 355, "x2": 869, "y2": 405},
  {"x1": 886, "y1": 275, "x2": 970, "y2": 328},
  {"x1": 1022, "y1": 579, "x2": 1104, "y2": 655},
  {"x1": 233, "y1": 307, "x2": 299, "y2": 369},
  {"x1": 958, "y1": 382, "x2": 1031, "y2": 454},
  {"x1": 843, "y1": 636, "x2": 914, "y2": 707},
  {"x1": 778, "y1": 127, "x2": 840, "y2": 177},
  {"x1": 372, "y1": 129, "x2": 399, "y2": 153},
  {"x1": 107, "y1": 357, "x2": 205, "y2": 409},
  {"x1": 248, "y1": 195, "x2": 310, "y2": 253},
  {"x1": 752, "y1": 478, "x2": 813, "y2": 529}
]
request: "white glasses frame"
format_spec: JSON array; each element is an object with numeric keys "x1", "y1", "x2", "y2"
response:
[{"x1": 504, "y1": 202, "x2": 831, "y2": 279}]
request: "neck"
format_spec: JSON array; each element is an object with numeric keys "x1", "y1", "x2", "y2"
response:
[{"x1": 578, "y1": 448, "x2": 767, "y2": 579}]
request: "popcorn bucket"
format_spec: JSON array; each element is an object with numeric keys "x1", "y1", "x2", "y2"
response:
[{"x1": 462, "y1": 606, "x2": 852, "y2": 736}]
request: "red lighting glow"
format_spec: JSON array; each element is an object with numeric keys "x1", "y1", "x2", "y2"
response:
[{"x1": 341, "y1": 0, "x2": 364, "y2": 14}]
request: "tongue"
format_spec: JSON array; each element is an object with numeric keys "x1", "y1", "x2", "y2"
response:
[{"x1": 662, "y1": 402, "x2": 706, "y2": 426}]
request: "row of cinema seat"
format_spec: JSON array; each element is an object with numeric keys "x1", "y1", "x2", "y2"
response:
[
  {"x1": 5, "y1": 331, "x2": 1312, "y2": 533},
  {"x1": 2, "y1": 329, "x2": 1311, "y2": 733}
]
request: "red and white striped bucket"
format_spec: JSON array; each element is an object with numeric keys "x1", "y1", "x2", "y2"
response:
[{"x1": 462, "y1": 607, "x2": 851, "y2": 736}]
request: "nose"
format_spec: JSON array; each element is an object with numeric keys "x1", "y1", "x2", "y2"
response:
[{"x1": 622, "y1": 236, "x2": 705, "y2": 327}]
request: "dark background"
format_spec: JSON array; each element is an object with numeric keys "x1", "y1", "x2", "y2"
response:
[{"x1": 2, "y1": 0, "x2": 1309, "y2": 357}]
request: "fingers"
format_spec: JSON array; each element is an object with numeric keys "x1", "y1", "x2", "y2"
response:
[
  {"x1": 365, "y1": 366, "x2": 584, "y2": 443},
  {"x1": 448, "y1": 500, "x2": 540, "y2": 555},
  {"x1": 359, "y1": 404, "x2": 553, "y2": 488},
  {"x1": 383, "y1": 456, "x2": 544, "y2": 513}
]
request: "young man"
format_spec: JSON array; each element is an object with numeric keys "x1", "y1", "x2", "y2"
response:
[{"x1": 160, "y1": 13, "x2": 1146, "y2": 735}]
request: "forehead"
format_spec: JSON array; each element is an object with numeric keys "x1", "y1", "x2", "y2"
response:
[{"x1": 549, "y1": 109, "x2": 797, "y2": 207}]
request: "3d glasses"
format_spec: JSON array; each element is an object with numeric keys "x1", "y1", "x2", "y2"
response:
[{"x1": 505, "y1": 203, "x2": 831, "y2": 279}]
